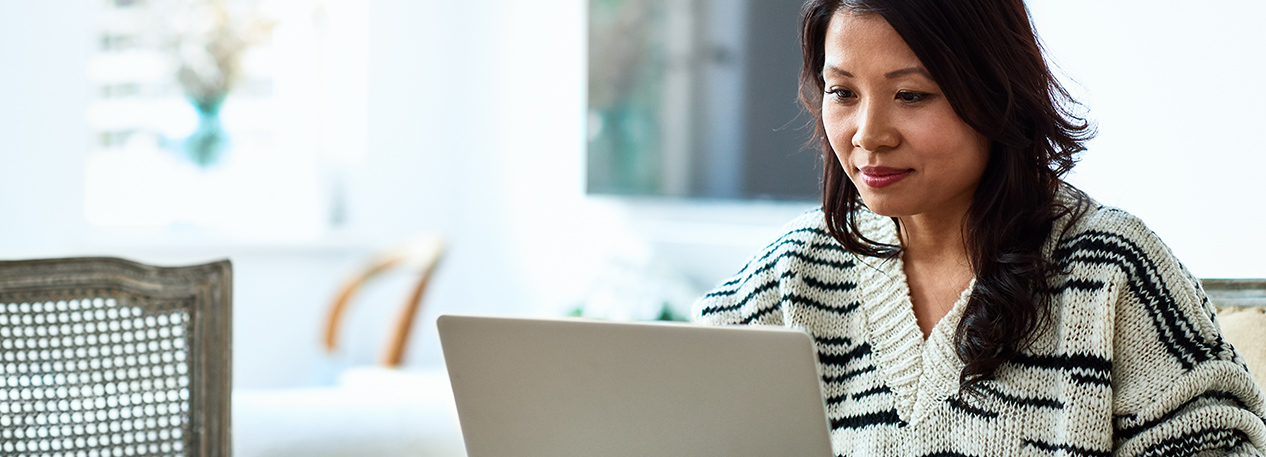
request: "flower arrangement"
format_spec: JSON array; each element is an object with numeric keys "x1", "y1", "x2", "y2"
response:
[
  {"x1": 160, "y1": 0, "x2": 274, "y2": 104},
  {"x1": 153, "y1": 0, "x2": 275, "y2": 166}
]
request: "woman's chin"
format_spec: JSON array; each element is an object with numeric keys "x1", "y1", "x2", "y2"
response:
[{"x1": 858, "y1": 197, "x2": 908, "y2": 218}]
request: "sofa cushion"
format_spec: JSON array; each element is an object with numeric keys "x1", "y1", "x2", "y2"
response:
[{"x1": 1217, "y1": 307, "x2": 1266, "y2": 389}]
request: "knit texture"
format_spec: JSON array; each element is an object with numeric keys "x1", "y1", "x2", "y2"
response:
[{"x1": 693, "y1": 200, "x2": 1266, "y2": 456}]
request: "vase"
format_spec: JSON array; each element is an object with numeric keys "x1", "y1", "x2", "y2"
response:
[{"x1": 185, "y1": 95, "x2": 228, "y2": 167}]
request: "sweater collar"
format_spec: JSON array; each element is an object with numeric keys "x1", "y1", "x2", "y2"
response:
[
  {"x1": 852, "y1": 210, "x2": 971, "y2": 425},
  {"x1": 848, "y1": 186, "x2": 1091, "y2": 424}
]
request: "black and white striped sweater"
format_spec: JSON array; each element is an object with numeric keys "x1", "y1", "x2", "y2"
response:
[{"x1": 692, "y1": 201, "x2": 1266, "y2": 456}]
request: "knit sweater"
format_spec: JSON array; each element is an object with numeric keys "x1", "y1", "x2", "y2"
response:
[{"x1": 692, "y1": 200, "x2": 1266, "y2": 456}]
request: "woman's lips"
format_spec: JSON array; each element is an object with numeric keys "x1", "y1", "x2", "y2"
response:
[{"x1": 859, "y1": 166, "x2": 912, "y2": 188}]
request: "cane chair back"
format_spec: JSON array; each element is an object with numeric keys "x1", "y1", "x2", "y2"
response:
[{"x1": 0, "y1": 258, "x2": 231, "y2": 457}]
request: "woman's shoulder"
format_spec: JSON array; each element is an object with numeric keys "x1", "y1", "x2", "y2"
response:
[
  {"x1": 717, "y1": 208, "x2": 865, "y2": 284},
  {"x1": 775, "y1": 207, "x2": 892, "y2": 242},
  {"x1": 1048, "y1": 184, "x2": 1159, "y2": 244},
  {"x1": 780, "y1": 208, "x2": 831, "y2": 234},
  {"x1": 693, "y1": 208, "x2": 866, "y2": 325},
  {"x1": 757, "y1": 207, "x2": 894, "y2": 262},
  {"x1": 1052, "y1": 192, "x2": 1205, "y2": 309},
  {"x1": 749, "y1": 209, "x2": 843, "y2": 263},
  {"x1": 1056, "y1": 191, "x2": 1163, "y2": 248}
]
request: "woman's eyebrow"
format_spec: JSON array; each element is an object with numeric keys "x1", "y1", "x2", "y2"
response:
[
  {"x1": 823, "y1": 65, "x2": 852, "y2": 77},
  {"x1": 822, "y1": 65, "x2": 931, "y2": 80},
  {"x1": 884, "y1": 67, "x2": 932, "y2": 79}
]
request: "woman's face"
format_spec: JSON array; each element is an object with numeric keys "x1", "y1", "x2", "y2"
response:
[{"x1": 821, "y1": 11, "x2": 989, "y2": 224}]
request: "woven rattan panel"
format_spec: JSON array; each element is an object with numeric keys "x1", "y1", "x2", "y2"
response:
[{"x1": 1, "y1": 295, "x2": 193, "y2": 457}]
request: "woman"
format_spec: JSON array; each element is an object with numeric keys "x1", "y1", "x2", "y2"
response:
[{"x1": 692, "y1": 0, "x2": 1266, "y2": 455}]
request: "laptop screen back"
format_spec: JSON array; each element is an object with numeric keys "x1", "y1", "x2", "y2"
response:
[{"x1": 437, "y1": 315, "x2": 834, "y2": 457}]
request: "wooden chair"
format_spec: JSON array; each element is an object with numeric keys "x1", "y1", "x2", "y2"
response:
[
  {"x1": 0, "y1": 257, "x2": 231, "y2": 457},
  {"x1": 1205, "y1": 279, "x2": 1266, "y2": 387},
  {"x1": 234, "y1": 236, "x2": 460, "y2": 457},
  {"x1": 322, "y1": 234, "x2": 445, "y2": 367}
]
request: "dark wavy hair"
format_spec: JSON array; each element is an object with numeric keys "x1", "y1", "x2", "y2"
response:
[{"x1": 797, "y1": 0, "x2": 1094, "y2": 392}]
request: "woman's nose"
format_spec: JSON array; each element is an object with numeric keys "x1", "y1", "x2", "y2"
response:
[{"x1": 852, "y1": 101, "x2": 899, "y2": 152}]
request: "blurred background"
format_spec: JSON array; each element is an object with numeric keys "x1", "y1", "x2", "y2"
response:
[{"x1": 2, "y1": 0, "x2": 1264, "y2": 455}]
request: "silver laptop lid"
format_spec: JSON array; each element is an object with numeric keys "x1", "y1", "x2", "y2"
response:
[{"x1": 437, "y1": 315, "x2": 833, "y2": 457}]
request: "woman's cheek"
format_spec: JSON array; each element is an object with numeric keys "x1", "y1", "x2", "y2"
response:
[
  {"x1": 821, "y1": 109, "x2": 846, "y2": 150},
  {"x1": 824, "y1": 124, "x2": 853, "y2": 165}
]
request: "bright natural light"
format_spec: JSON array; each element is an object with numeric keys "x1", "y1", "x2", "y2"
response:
[{"x1": 83, "y1": 0, "x2": 367, "y2": 243}]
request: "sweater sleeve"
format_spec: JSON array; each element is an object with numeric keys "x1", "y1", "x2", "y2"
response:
[{"x1": 1090, "y1": 212, "x2": 1266, "y2": 456}]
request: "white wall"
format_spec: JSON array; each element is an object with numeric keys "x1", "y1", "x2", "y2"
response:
[
  {"x1": 1, "y1": 0, "x2": 1263, "y2": 389},
  {"x1": 1029, "y1": 0, "x2": 1266, "y2": 278},
  {"x1": 0, "y1": 0, "x2": 92, "y2": 258}
]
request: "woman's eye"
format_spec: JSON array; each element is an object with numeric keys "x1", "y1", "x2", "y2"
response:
[
  {"x1": 896, "y1": 91, "x2": 930, "y2": 103},
  {"x1": 826, "y1": 88, "x2": 855, "y2": 102}
]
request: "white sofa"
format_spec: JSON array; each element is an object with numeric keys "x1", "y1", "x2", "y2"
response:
[{"x1": 234, "y1": 368, "x2": 466, "y2": 457}]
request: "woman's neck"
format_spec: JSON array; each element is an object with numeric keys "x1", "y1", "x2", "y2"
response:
[
  {"x1": 899, "y1": 210, "x2": 976, "y2": 338},
  {"x1": 897, "y1": 211, "x2": 971, "y2": 265}
]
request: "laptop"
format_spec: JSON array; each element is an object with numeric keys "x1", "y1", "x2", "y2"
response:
[{"x1": 437, "y1": 315, "x2": 834, "y2": 457}]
